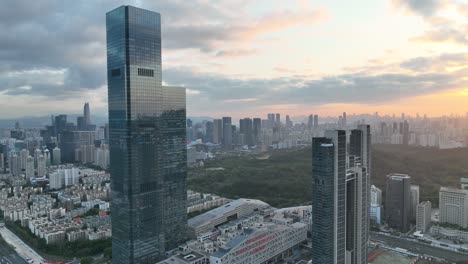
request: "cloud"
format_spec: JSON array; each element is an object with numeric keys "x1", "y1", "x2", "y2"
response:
[
  {"x1": 163, "y1": 54, "x2": 467, "y2": 112},
  {"x1": 0, "y1": 0, "x2": 327, "y2": 100},
  {"x1": 392, "y1": 0, "x2": 441, "y2": 17},
  {"x1": 215, "y1": 49, "x2": 257, "y2": 58},
  {"x1": 411, "y1": 25, "x2": 468, "y2": 45},
  {"x1": 402, "y1": 2, "x2": 468, "y2": 45},
  {"x1": 400, "y1": 53, "x2": 468, "y2": 71}
]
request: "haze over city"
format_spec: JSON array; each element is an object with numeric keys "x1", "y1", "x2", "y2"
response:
[{"x1": 1, "y1": 0, "x2": 467, "y2": 119}]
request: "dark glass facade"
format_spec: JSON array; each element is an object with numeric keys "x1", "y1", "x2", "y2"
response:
[
  {"x1": 312, "y1": 137, "x2": 335, "y2": 264},
  {"x1": 311, "y1": 130, "x2": 346, "y2": 264},
  {"x1": 385, "y1": 174, "x2": 411, "y2": 232},
  {"x1": 222, "y1": 117, "x2": 232, "y2": 147},
  {"x1": 106, "y1": 6, "x2": 187, "y2": 263}
]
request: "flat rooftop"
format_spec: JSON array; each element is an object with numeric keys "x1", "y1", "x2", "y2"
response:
[{"x1": 188, "y1": 198, "x2": 270, "y2": 228}]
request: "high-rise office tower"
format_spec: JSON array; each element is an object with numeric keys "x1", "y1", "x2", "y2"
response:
[
  {"x1": 239, "y1": 118, "x2": 253, "y2": 146},
  {"x1": 9, "y1": 153, "x2": 19, "y2": 176},
  {"x1": 343, "y1": 112, "x2": 347, "y2": 127},
  {"x1": 253, "y1": 118, "x2": 261, "y2": 145},
  {"x1": 385, "y1": 173, "x2": 411, "y2": 232},
  {"x1": 84, "y1": 102, "x2": 91, "y2": 127},
  {"x1": 44, "y1": 149, "x2": 51, "y2": 166},
  {"x1": 0, "y1": 144, "x2": 6, "y2": 173},
  {"x1": 308, "y1": 115, "x2": 313, "y2": 130},
  {"x1": 267, "y1": 113, "x2": 275, "y2": 129},
  {"x1": 19, "y1": 149, "x2": 29, "y2": 172},
  {"x1": 416, "y1": 201, "x2": 432, "y2": 232},
  {"x1": 402, "y1": 120, "x2": 410, "y2": 145},
  {"x1": 285, "y1": 115, "x2": 292, "y2": 128},
  {"x1": 311, "y1": 130, "x2": 346, "y2": 264},
  {"x1": 349, "y1": 125, "x2": 370, "y2": 238},
  {"x1": 410, "y1": 185, "x2": 420, "y2": 222},
  {"x1": 52, "y1": 147, "x2": 61, "y2": 165},
  {"x1": 213, "y1": 119, "x2": 223, "y2": 144},
  {"x1": 314, "y1": 114, "x2": 319, "y2": 129},
  {"x1": 275, "y1": 113, "x2": 280, "y2": 125},
  {"x1": 60, "y1": 131, "x2": 95, "y2": 162},
  {"x1": 54, "y1": 114, "x2": 67, "y2": 137},
  {"x1": 77, "y1": 116, "x2": 86, "y2": 131},
  {"x1": 37, "y1": 155, "x2": 46, "y2": 177},
  {"x1": 0, "y1": 153, "x2": 4, "y2": 172},
  {"x1": 355, "y1": 124, "x2": 371, "y2": 178},
  {"x1": 33, "y1": 148, "x2": 41, "y2": 168},
  {"x1": 107, "y1": 6, "x2": 187, "y2": 263},
  {"x1": 345, "y1": 166, "x2": 368, "y2": 264},
  {"x1": 439, "y1": 187, "x2": 468, "y2": 228},
  {"x1": 205, "y1": 121, "x2": 214, "y2": 143},
  {"x1": 222, "y1": 117, "x2": 232, "y2": 148},
  {"x1": 26, "y1": 156, "x2": 34, "y2": 178},
  {"x1": 346, "y1": 125, "x2": 371, "y2": 264}
]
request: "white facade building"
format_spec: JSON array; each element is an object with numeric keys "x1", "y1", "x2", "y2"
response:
[
  {"x1": 37, "y1": 155, "x2": 46, "y2": 177},
  {"x1": 411, "y1": 185, "x2": 420, "y2": 221},
  {"x1": 26, "y1": 156, "x2": 35, "y2": 178},
  {"x1": 439, "y1": 187, "x2": 468, "y2": 228},
  {"x1": 416, "y1": 201, "x2": 432, "y2": 232},
  {"x1": 370, "y1": 185, "x2": 382, "y2": 206},
  {"x1": 49, "y1": 170, "x2": 64, "y2": 190},
  {"x1": 52, "y1": 147, "x2": 61, "y2": 165},
  {"x1": 64, "y1": 167, "x2": 80, "y2": 186}
]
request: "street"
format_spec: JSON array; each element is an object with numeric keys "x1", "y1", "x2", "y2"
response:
[
  {"x1": 0, "y1": 242, "x2": 28, "y2": 264},
  {"x1": 0, "y1": 227, "x2": 43, "y2": 264},
  {"x1": 370, "y1": 232, "x2": 468, "y2": 263}
]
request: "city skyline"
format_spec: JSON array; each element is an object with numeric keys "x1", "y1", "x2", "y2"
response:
[{"x1": 1, "y1": 0, "x2": 467, "y2": 118}]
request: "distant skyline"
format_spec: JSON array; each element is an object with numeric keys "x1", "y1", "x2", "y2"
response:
[{"x1": 0, "y1": 0, "x2": 467, "y2": 118}]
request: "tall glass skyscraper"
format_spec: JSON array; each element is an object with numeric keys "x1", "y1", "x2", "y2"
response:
[
  {"x1": 106, "y1": 6, "x2": 187, "y2": 263},
  {"x1": 312, "y1": 127, "x2": 371, "y2": 264},
  {"x1": 311, "y1": 130, "x2": 346, "y2": 264}
]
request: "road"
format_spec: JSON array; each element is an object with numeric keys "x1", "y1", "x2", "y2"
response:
[
  {"x1": 0, "y1": 226, "x2": 43, "y2": 264},
  {"x1": 0, "y1": 242, "x2": 28, "y2": 264},
  {"x1": 370, "y1": 232, "x2": 468, "y2": 263}
]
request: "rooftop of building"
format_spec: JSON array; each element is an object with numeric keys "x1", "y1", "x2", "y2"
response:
[
  {"x1": 387, "y1": 173, "x2": 410, "y2": 179},
  {"x1": 440, "y1": 186, "x2": 468, "y2": 194},
  {"x1": 188, "y1": 198, "x2": 270, "y2": 228},
  {"x1": 157, "y1": 250, "x2": 207, "y2": 264},
  {"x1": 211, "y1": 222, "x2": 306, "y2": 258}
]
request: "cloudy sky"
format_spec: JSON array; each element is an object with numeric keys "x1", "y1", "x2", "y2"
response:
[{"x1": 0, "y1": 0, "x2": 467, "y2": 119}]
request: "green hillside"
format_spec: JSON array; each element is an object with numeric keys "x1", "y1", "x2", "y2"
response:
[{"x1": 188, "y1": 145, "x2": 468, "y2": 207}]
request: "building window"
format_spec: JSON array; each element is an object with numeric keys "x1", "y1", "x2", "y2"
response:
[{"x1": 138, "y1": 68, "x2": 154, "y2": 77}]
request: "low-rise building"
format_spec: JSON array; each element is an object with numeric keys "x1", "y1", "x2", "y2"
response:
[
  {"x1": 188, "y1": 199, "x2": 271, "y2": 237},
  {"x1": 431, "y1": 225, "x2": 468, "y2": 242},
  {"x1": 209, "y1": 222, "x2": 307, "y2": 264}
]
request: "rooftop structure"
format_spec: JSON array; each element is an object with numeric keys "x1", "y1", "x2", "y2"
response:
[{"x1": 188, "y1": 198, "x2": 272, "y2": 237}]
